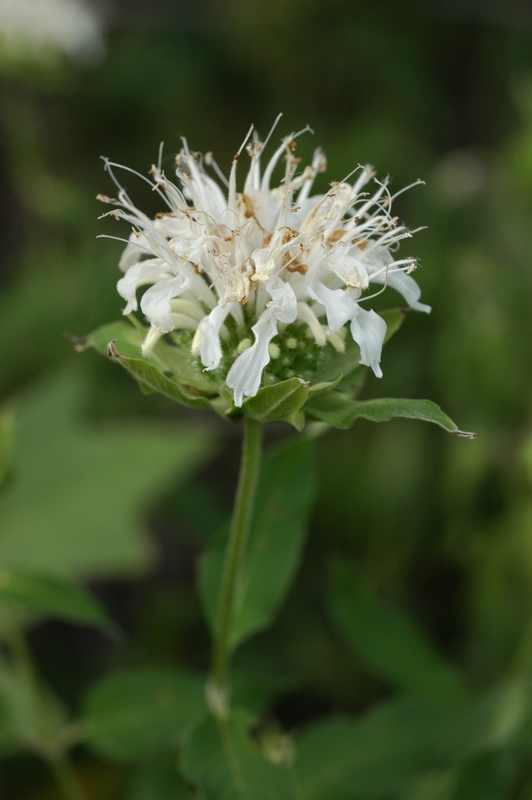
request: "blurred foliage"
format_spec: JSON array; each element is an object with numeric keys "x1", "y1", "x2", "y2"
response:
[{"x1": 2, "y1": 0, "x2": 532, "y2": 797}]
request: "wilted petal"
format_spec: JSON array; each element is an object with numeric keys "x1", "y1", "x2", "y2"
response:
[
  {"x1": 140, "y1": 275, "x2": 189, "y2": 331},
  {"x1": 226, "y1": 312, "x2": 278, "y2": 407},
  {"x1": 308, "y1": 281, "x2": 357, "y2": 333},
  {"x1": 350, "y1": 306, "x2": 387, "y2": 378}
]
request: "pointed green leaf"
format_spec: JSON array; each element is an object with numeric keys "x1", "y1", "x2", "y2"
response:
[
  {"x1": 296, "y1": 695, "x2": 496, "y2": 800},
  {"x1": 83, "y1": 668, "x2": 207, "y2": 761},
  {"x1": 0, "y1": 571, "x2": 115, "y2": 633},
  {"x1": 307, "y1": 395, "x2": 476, "y2": 437},
  {"x1": 77, "y1": 319, "x2": 216, "y2": 394},
  {"x1": 0, "y1": 372, "x2": 214, "y2": 578},
  {"x1": 181, "y1": 710, "x2": 297, "y2": 800},
  {"x1": 199, "y1": 438, "x2": 317, "y2": 648},
  {"x1": 106, "y1": 343, "x2": 219, "y2": 410},
  {"x1": 242, "y1": 378, "x2": 310, "y2": 429},
  {"x1": 328, "y1": 561, "x2": 464, "y2": 703}
]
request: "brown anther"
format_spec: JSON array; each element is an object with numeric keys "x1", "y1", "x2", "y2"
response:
[
  {"x1": 193, "y1": 264, "x2": 204, "y2": 274},
  {"x1": 96, "y1": 193, "x2": 112, "y2": 203},
  {"x1": 354, "y1": 216, "x2": 362, "y2": 225},
  {"x1": 286, "y1": 259, "x2": 308, "y2": 275},
  {"x1": 237, "y1": 193, "x2": 255, "y2": 219},
  {"x1": 327, "y1": 229, "x2": 345, "y2": 244},
  {"x1": 281, "y1": 227, "x2": 299, "y2": 244},
  {"x1": 148, "y1": 165, "x2": 157, "y2": 175}
]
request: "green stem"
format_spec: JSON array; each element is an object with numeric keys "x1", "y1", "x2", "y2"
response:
[{"x1": 208, "y1": 417, "x2": 263, "y2": 716}]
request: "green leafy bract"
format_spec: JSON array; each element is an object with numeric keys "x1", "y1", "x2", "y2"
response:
[
  {"x1": 78, "y1": 314, "x2": 473, "y2": 435},
  {"x1": 306, "y1": 395, "x2": 476, "y2": 437}
]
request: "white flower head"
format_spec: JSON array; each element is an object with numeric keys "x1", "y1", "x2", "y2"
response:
[{"x1": 100, "y1": 118, "x2": 430, "y2": 407}]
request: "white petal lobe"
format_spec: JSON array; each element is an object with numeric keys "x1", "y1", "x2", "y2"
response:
[{"x1": 350, "y1": 307, "x2": 387, "y2": 378}]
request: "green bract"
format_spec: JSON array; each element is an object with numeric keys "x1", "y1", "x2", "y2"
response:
[{"x1": 75, "y1": 310, "x2": 475, "y2": 436}]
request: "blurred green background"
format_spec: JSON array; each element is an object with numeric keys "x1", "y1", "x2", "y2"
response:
[{"x1": 2, "y1": 0, "x2": 532, "y2": 797}]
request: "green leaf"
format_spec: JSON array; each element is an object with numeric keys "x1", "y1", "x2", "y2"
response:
[
  {"x1": 242, "y1": 378, "x2": 310, "y2": 429},
  {"x1": 0, "y1": 658, "x2": 67, "y2": 757},
  {"x1": 181, "y1": 710, "x2": 297, "y2": 800},
  {"x1": 199, "y1": 438, "x2": 317, "y2": 648},
  {"x1": 83, "y1": 668, "x2": 207, "y2": 761},
  {"x1": 306, "y1": 395, "x2": 476, "y2": 437},
  {"x1": 328, "y1": 561, "x2": 464, "y2": 703},
  {"x1": 380, "y1": 307, "x2": 409, "y2": 344},
  {"x1": 0, "y1": 371, "x2": 214, "y2": 579},
  {"x1": 77, "y1": 319, "x2": 216, "y2": 394},
  {"x1": 0, "y1": 571, "x2": 115, "y2": 633},
  {"x1": 0, "y1": 407, "x2": 14, "y2": 487},
  {"x1": 0, "y1": 662, "x2": 38, "y2": 755},
  {"x1": 296, "y1": 695, "x2": 496, "y2": 800},
  {"x1": 106, "y1": 343, "x2": 220, "y2": 411}
]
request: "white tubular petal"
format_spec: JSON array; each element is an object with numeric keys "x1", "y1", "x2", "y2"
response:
[
  {"x1": 373, "y1": 270, "x2": 431, "y2": 313},
  {"x1": 296, "y1": 302, "x2": 326, "y2": 345},
  {"x1": 308, "y1": 282, "x2": 357, "y2": 334},
  {"x1": 142, "y1": 325, "x2": 165, "y2": 357},
  {"x1": 226, "y1": 312, "x2": 278, "y2": 407},
  {"x1": 117, "y1": 259, "x2": 166, "y2": 314},
  {"x1": 197, "y1": 304, "x2": 233, "y2": 371},
  {"x1": 119, "y1": 233, "x2": 150, "y2": 272},
  {"x1": 266, "y1": 278, "x2": 298, "y2": 323},
  {"x1": 140, "y1": 275, "x2": 189, "y2": 330},
  {"x1": 350, "y1": 306, "x2": 387, "y2": 378}
]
